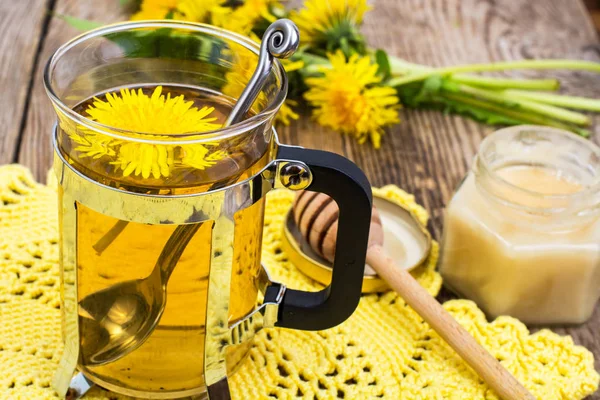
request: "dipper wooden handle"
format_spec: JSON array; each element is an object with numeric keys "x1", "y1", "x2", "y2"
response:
[{"x1": 293, "y1": 192, "x2": 535, "y2": 400}]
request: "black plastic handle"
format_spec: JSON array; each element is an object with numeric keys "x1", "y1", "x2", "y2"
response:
[{"x1": 271, "y1": 145, "x2": 372, "y2": 331}]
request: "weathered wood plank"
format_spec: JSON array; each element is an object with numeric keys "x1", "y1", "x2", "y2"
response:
[
  {"x1": 0, "y1": 0, "x2": 50, "y2": 164},
  {"x1": 18, "y1": 0, "x2": 126, "y2": 180},
  {"x1": 281, "y1": 2, "x2": 600, "y2": 397},
  {"x1": 286, "y1": 7, "x2": 600, "y2": 385}
]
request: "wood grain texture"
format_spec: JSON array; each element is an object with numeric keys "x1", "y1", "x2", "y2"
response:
[
  {"x1": 281, "y1": 0, "x2": 600, "y2": 238},
  {"x1": 18, "y1": 0, "x2": 126, "y2": 180},
  {"x1": 0, "y1": 0, "x2": 49, "y2": 164},
  {"x1": 278, "y1": 2, "x2": 600, "y2": 397},
  {"x1": 584, "y1": 0, "x2": 600, "y2": 32},
  {"x1": 6, "y1": 0, "x2": 600, "y2": 398}
]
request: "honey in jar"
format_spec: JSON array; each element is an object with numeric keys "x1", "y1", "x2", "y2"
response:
[{"x1": 440, "y1": 126, "x2": 600, "y2": 324}]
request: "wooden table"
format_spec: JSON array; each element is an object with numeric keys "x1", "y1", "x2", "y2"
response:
[{"x1": 2, "y1": 0, "x2": 599, "y2": 398}]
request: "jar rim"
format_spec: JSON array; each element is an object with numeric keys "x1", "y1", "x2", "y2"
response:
[
  {"x1": 43, "y1": 20, "x2": 288, "y2": 145},
  {"x1": 475, "y1": 125, "x2": 600, "y2": 214}
]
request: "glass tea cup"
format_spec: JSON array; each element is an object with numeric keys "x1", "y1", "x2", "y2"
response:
[{"x1": 45, "y1": 21, "x2": 373, "y2": 399}]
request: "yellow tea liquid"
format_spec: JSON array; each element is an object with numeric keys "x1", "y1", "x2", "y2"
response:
[{"x1": 59, "y1": 85, "x2": 271, "y2": 396}]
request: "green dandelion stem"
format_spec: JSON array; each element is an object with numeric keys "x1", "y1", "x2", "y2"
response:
[
  {"x1": 440, "y1": 92, "x2": 591, "y2": 137},
  {"x1": 305, "y1": 53, "x2": 562, "y2": 91},
  {"x1": 387, "y1": 55, "x2": 561, "y2": 90},
  {"x1": 388, "y1": 59, "x2": 600, "y2": 87},
  {"x1": 388, "y1": 57, "x2": 431, "y2": 74},
  {"x1": 450, "y1": 75, "x2": 559, "y2": 90},
  {"x1": 446, "y1": 83, "x2": 591, "y2": 126},
  {"x1": 504, "y1": 90, "x2": 600, "y2": 112},
  {"x1": 298, "y1": 52, "x2": 332, "y2": 75}
]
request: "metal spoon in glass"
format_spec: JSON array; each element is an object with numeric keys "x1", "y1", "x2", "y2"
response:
[{"x1": 72, "y1": 18, "x2": 300, "y2": 380}]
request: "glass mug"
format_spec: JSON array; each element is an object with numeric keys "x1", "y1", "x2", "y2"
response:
[{"x1": 45, "y1": 21, "x2": 372, "y2": 399}]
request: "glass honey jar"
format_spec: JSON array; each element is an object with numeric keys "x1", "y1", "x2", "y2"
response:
[{"x1": 440, "y1": 126, "x2": 600, "y2": 324}]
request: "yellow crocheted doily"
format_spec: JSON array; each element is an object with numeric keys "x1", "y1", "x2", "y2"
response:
[{"x1": 0, "y1": 165, "x2": 598, "y2": 400}]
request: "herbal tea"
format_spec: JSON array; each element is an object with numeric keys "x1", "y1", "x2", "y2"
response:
[{"x1": 60, "y1": 85, "x2": 270, "y2": 395}]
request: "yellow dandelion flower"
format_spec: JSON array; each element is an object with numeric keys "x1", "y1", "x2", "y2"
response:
[
  {"x1": 222, "y1": 50, "x2": 304, "y2": 125},
  {"x1": 235, "y1": 0, "x2": 280, "y2": 24},
  {"x1": 212, "y1": 8, "x2": 257, "y2": 37},
  {"x1": 172, "y1": 0, "x2": 227, "y2": 23},
  {"x1": 180, "y1": 144, "x2": 227, "y2": 170},
  {"x1": 63, "y1": 86, "x2": 224, "y2": 180},
  {"x1": 291, "y1": 0, "x2": 369, "y2": 53},
  {"x1": 277, "y1": 100, "x2": 300, "y2": 126},
  {"x1": 211, "y1": 0, "x2": 282, "y2": 37},
  {"x1": 304, "y1": 51, "x2": 400, "y2": 148},
  {"x1": 69, "y1": 131, "x2": 116, "y2": 159},
  {"x1": 86, "y1": 86, "x2": 219, "y2": 134},
  {"x1": 111, "y1": 142, "x2": 175, "y2": 180},
  {"x1": 131, "y1": 0, "x2": 178, "y2": 20},
  {"x1": 221, "y1": 45, "x2": 261, "y2": 106},
  {"x1": 281, "y1": 59, "x2": 305, "y2": 73}
]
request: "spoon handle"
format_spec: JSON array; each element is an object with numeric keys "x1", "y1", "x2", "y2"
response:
[
  {"x1": 157, "y1": 224, "x2": 202, "y2": 282},
  {"x1": 65, "y1": 373, "x2": 94, "y2": 400},
  {"x1": 366, "y1": 245, "x2": 535, "y2": 400},
  {"x1": 225, "y1": 19, "x2": 299, "y2": 126}
]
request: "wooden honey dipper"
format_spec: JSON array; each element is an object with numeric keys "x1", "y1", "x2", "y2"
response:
[{"x1": 293, "y1": 192, "x2": 535, "y2": 400}]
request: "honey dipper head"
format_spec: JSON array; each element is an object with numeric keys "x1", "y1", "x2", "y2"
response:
[{"x1": 293, "y1": 191, "x2": 383, "y2": 263}]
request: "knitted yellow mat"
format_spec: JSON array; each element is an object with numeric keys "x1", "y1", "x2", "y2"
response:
[{"x1": 0, "y1": 164, "x2": 598, "y2": 400}]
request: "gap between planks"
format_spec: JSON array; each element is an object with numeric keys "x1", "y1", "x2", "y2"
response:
[{"x1": 13, "y1": 0, "x2": 58, "y2": 163}]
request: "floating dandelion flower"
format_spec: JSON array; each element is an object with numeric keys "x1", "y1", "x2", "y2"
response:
[
  {"x1": 62, "y1": 86, "x2": 224, "y2": 179},
  {"x1": 85, "y1": 86, "x2": 219, "y2": 134}
]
